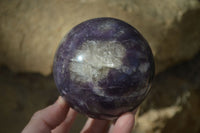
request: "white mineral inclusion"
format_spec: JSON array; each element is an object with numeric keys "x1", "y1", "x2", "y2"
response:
[
  {"x1": 138, "y1": 62, "x2": 150, "y2": 73},
  {"x1": 98, "y1": 20, "x2": 114, "y2": 32},
  {"x1": 69, "y1": 40, "x2": 126, "y2": 84}
]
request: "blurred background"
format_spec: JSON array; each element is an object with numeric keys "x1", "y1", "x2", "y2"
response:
[{"x1": 0, "y1": 0, "x2": 200, "y2": 132}]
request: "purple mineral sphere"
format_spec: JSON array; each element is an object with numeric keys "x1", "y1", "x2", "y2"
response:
[{"x1": 53, "y1": 17, "x2": 155, "y2": 120}]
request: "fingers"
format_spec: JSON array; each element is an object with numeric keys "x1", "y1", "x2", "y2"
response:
[
  {"x1": 22, "y1": 96, "x2": 69, "y2": 133},
  {"x1": 81, "y1": 118, "x2": 110, "y2": 133},
  {"x1": 52, "y1": 108, "x2": 77, "y2": 133},
  {"x1": 109, "y1": 112, "x2": 135, "y2": 133},
  {"x1": 22, "y1": 95, "x2": 136, "y2": 133}
]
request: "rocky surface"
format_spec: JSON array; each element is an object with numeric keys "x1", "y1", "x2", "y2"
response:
[
  {"x1": 0, "y1": 0, "x2": 200, "y2": 75},
  {"x1": 135, "y1": 53, "x2": 200, "y2": 133}
]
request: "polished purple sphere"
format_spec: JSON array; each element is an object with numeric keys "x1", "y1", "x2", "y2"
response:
[{"x1": 53, "y1": 18, "x2": 155, "y2": 120}]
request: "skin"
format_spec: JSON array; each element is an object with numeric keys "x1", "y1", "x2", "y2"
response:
[{"x1": 22, "y1": 96, "x2": 136, "y2": 133}]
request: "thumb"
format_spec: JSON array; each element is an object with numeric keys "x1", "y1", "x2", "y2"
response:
[{"x1": 22, "y1": 96, "x2": 69, "y2": 133}]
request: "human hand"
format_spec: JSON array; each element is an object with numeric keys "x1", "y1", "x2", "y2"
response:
[{"x1": 22, "y1": 96, "x2": 136, "y2": 133}]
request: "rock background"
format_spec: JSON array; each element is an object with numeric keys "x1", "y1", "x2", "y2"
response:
[
  {"x1": 0, "y1": 0, "x2": 200, "y2": 75},
  {"x1": 0, "y1": 0, "x2": 200, "y2": 133}
]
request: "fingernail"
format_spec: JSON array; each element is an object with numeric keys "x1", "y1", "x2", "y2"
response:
[{"x1": 56, "y1": 96, "x2": 67, "y2": 107}]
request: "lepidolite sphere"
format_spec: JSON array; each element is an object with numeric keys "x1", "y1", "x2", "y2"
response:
[{"x1": 53, "y1": 18, "x2": 155, "y2": 120}]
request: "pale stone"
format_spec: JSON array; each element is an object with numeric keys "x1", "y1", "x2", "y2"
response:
[{"x1": 0, "y1": 0, "x2": 199, "y2": 75}]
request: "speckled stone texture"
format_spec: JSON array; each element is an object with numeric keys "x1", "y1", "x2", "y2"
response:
[{"x1": 53, "y1": 18, "x2": 155, "y2": 120}]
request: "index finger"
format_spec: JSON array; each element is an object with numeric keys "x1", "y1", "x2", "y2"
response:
[{"x1": 22, "y1": 96, "x2": 69, "y2": 133}]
